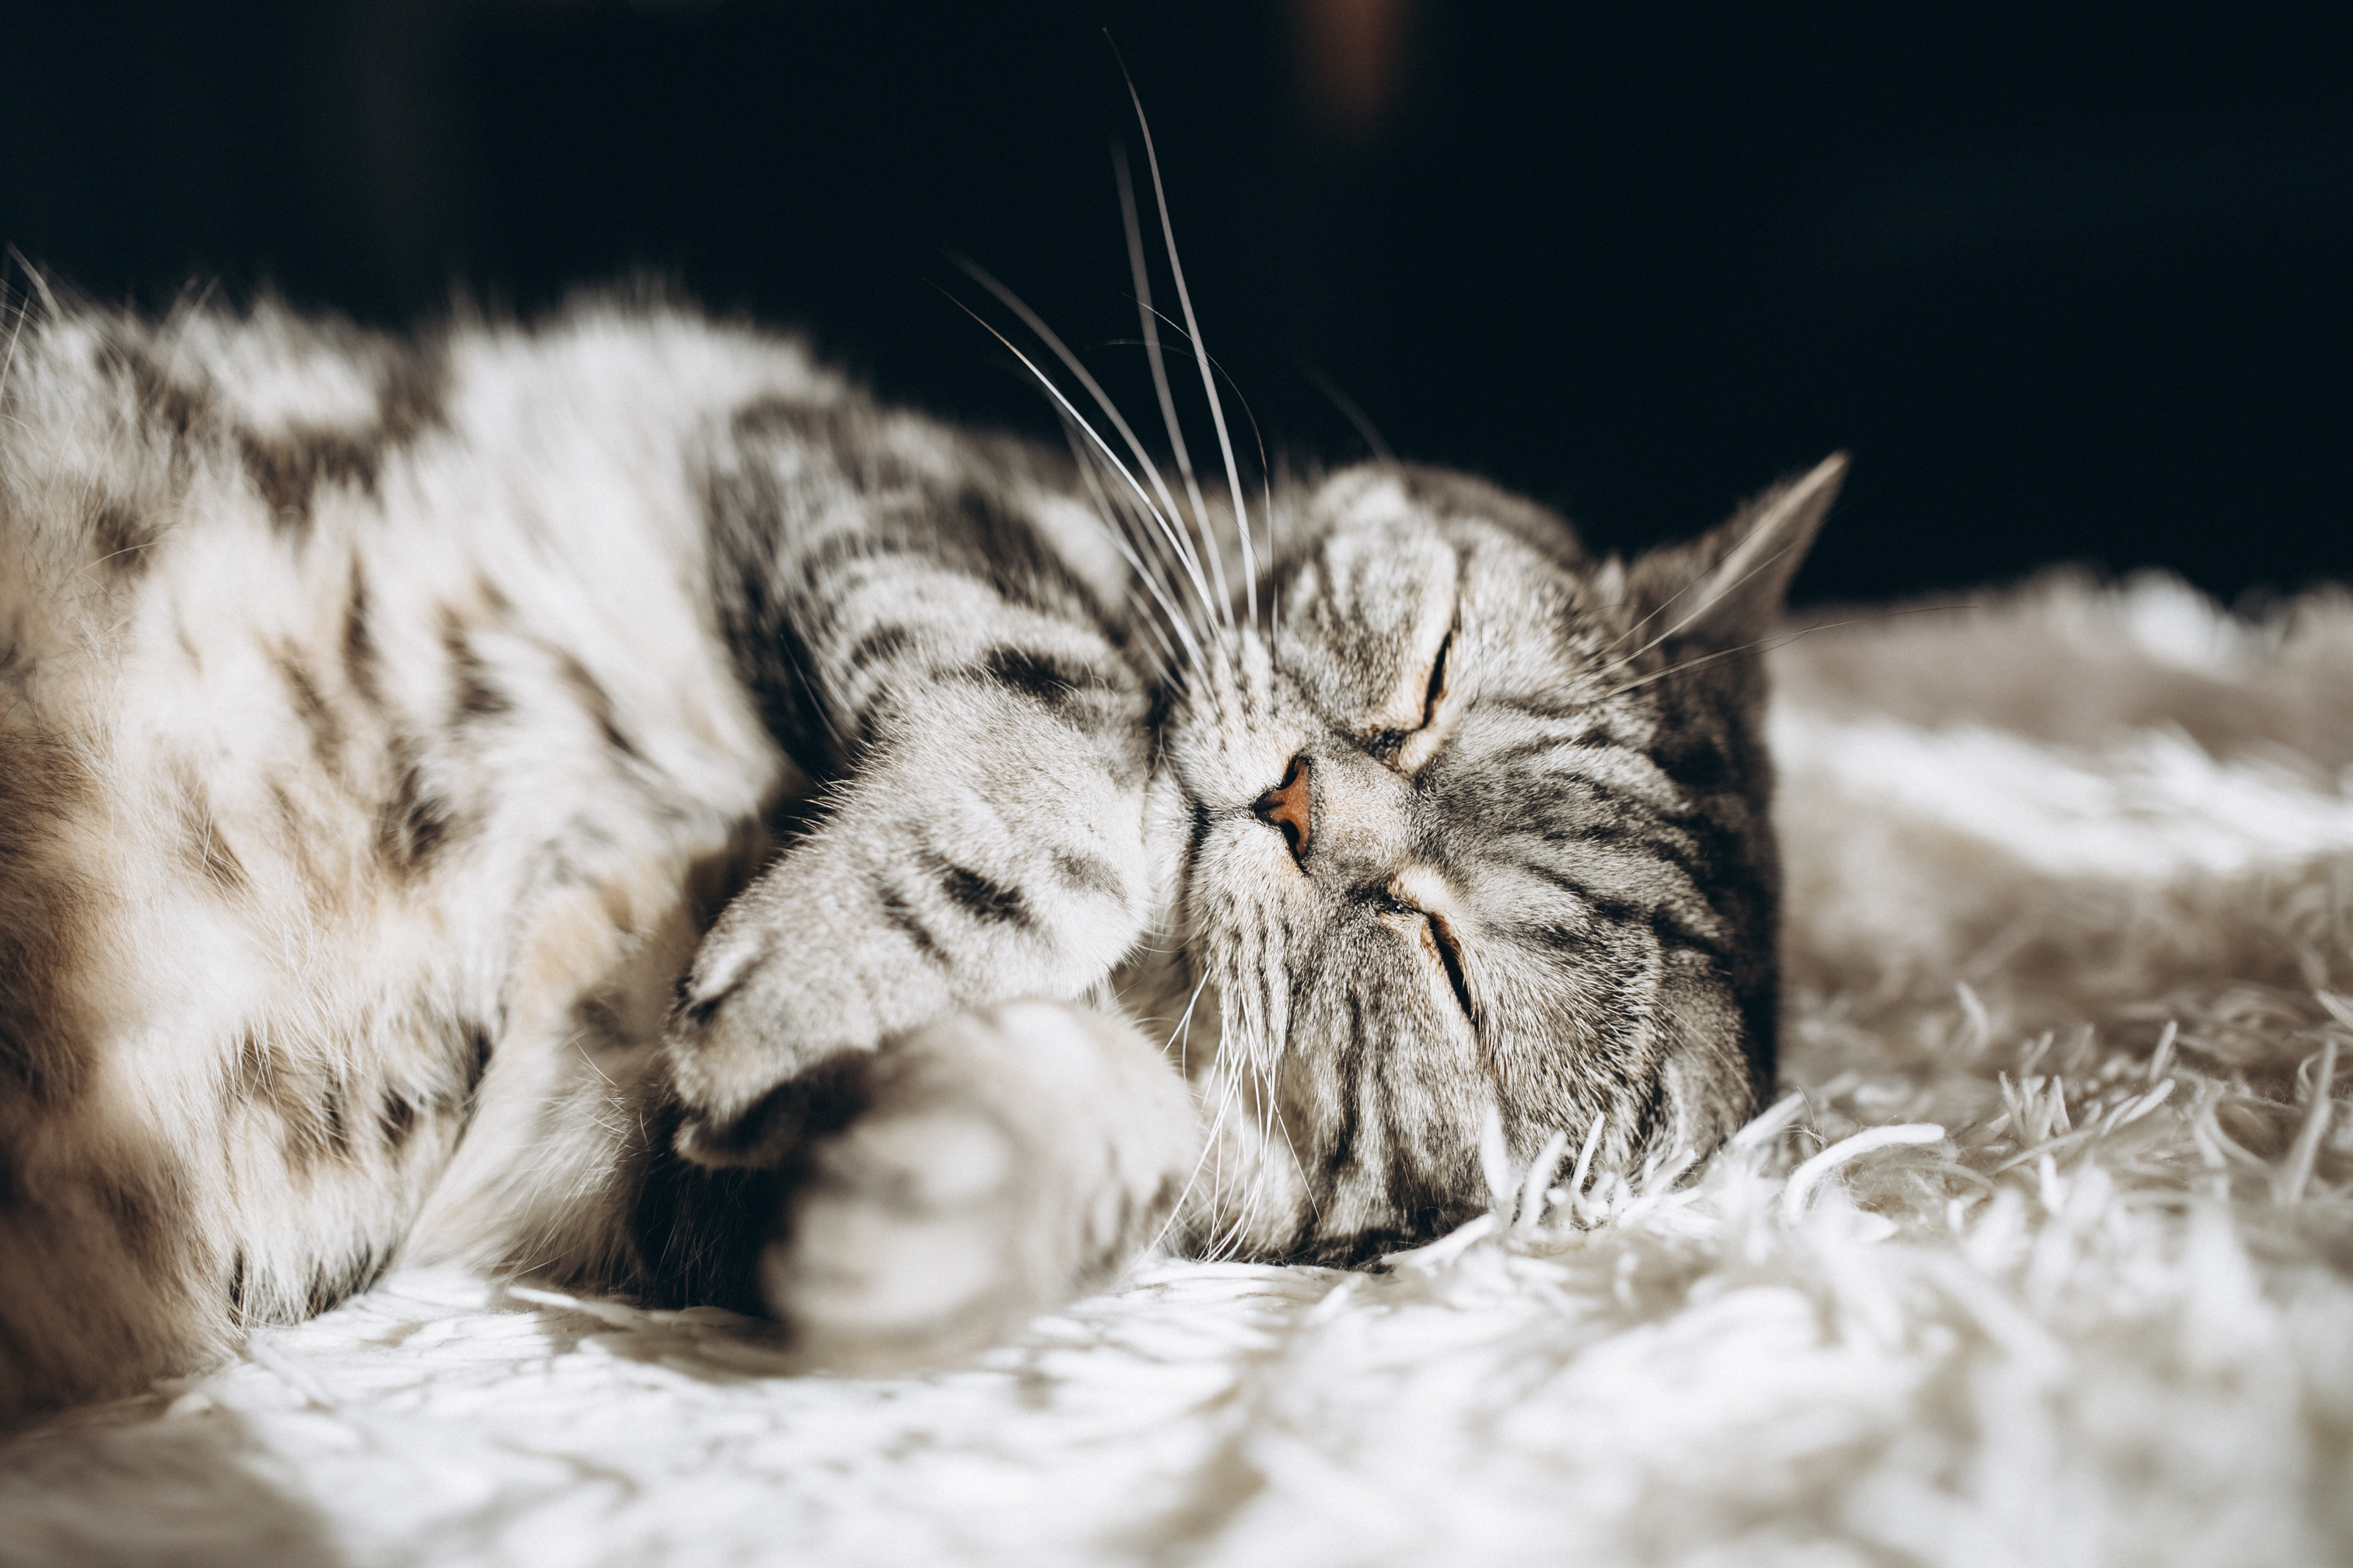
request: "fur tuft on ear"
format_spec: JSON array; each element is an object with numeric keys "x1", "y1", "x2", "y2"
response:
[{"x1": 1622, "y1": 453, "x2": 1847, "y2": 654}]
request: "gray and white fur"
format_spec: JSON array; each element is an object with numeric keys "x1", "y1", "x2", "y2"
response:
[{"x1": 0, "y1": 271, "x2": 1839, "y2": 1418}]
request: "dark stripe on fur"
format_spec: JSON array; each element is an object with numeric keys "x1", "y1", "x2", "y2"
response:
[
  {"x1": 676, "y1": 968, "x2": 751, "y2": 1032},
  {"x1": 304, "y1": 1246, "x2": 387, "y2": 1318},
  {"x1": 846, "y1": 626, "x2": 913, "y2": 674},
  {"x1": 934, "y1": 485, "x2": 1102, "y2": 621},
  {"x1": 1052, "y1": 851, "x2": 1123, "y2": 899},
  {"x1": 938, "y1": 863, "x2": 1029, "y2": 926},
  {"x1": 878, "y1": 887, "x2": 945, "y2": 961},
  {"x1": 630, "y1": 1058, "x2": 879, "y2": 1313},
  {"x1": 376, "y1": 741, "x2": 454, "y2": 873},
  {"x1": 275, "y1": 652, "x2": 344, "y2": 772},
  {"x1": 382, "y1": 1091, "x2": 421, "y2": 1150},
  {"x1": 440, "y1": 615, "x2": 511, "y2": 720},
  {"x1": 89, "y1": 1164, "x2": 176, "y2": 1276},
  {"x1": 556, "y1": 652, "x2": 641, "y2": 761},
  {"x1": 1317, "y1": 994, "x2": 1370, "y2": 1198},
  {"x1": 981, "y1": 645, "x2": 1105, "y2": 714},
  {"x1": 96, "y1": 340, "x2": 210, "y2": 441},
  {"x1": 376, "y1": 336, "x2": 450, "y2": 445},
  {"x1": 235, "y1": 338, "x2": 446, "y2": 539},
  {"x1": 90, "y1": 498, "x2": 156, "y2": 578},
  {"x1": 701, "y1": 458, "x2": 839, "y2": 776},
  {"x1": 238, "y1": 429, "x2": 384, "y2": 537},
  {"x1": 343, "y1": 563, "x2": 382, "y2": 710}
]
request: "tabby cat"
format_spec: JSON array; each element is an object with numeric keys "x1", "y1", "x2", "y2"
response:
[{"x1": 0, "y1": 256, "x2": 1840, "y2": 1419}]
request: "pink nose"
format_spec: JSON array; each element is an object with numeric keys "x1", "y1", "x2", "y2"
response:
[{"x1": 1253, "y1": 755, "x2": 1313, "y2": 859}]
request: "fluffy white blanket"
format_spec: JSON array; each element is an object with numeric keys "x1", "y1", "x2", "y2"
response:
[{"x1": 7, "y1": 574, "x2": 2351, "y2": 1567}]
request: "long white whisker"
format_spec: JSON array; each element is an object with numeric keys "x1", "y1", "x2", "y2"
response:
[
  {"x1": 1147, "y1": 969, "x2": 1220, "y2": 1253},
  {"x1": 951, "y1": 254, "x2": 1206, "y2": 590},
  {"x1": 1599, "y1": 606, "x2": 1974, "y2": 703},
  {"x1": 1058, "y1": 418, "x2": 1198, "y2": 676},
  {"x1": 1588, "y1": 532, "x2": 1813, "y2": 687},
  {"x1": 1231, "y1": 379, "x2": 1277, "y2": 639},
  {"x1": 1113, "y1": 143, "x2": 1215, "y2": 556},
  {"x1": 1105, "y1": 316, "x2": 1285, "y2": 640},
  {"x1": 1121, "y1": 71, "x2": 1255, "y2": 631},
  {"x1": 1258, "y1": 1055, "x2": 1317, "y2": 1226},
  {"x1": 1166, "y1": 966, "x2": 1213, "y2": 1076},
  {"x1": 1103, "y1": 481, "x2": 1212, "y2": 681},
  {"x1": 1262, "y1": 468, "x2": 1277, "y2": 644},
  {"x1": 1196, "y1": 1067, "x2": 1252, "y2": 1261},
  {"x1": 940, "y1": 293, "x2": 1223, "y2": 645}
]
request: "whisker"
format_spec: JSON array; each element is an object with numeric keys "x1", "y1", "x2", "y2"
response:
[
  {"x1": 1166, "y1": 965, "x2": 1213, "y2": 1075},
  {"x1": 1224, "y1": 370, "x2": 1277, "y2": 640},
  {"x1": 938, "y1": 290, "x2": 1221, "y2": 654},
  {"x1": 1590, "y1": 531, "x2": 1813, "y2": 684},
  {"x1": 1149, "y1": 1053, "x2": 1227, "y2": 1256},
  {"x1": 1113, "y1": 142, "x2": 1215, "y2": 559},
  {"x1": 1097, "y1": 323, "x2": 1284, "y2": 640},
  {"x1": 1262, "y1": 468, "x2": 1277, "y2": 645},
  {"x1": 1597, "y1": 604, "x2": 1975, "y2": 702},
  {"x1": 1259, "y1": 1056, "x2": 1318, "y2": 1227},
  {"x1": 1116, "y1": 56, "x2": 1256, "y2": 631},
  {"x1": 1192, "y1": 1067, "x2": 1252, "y2": 1259},
  {"x1": 1057, "y1": 418, "x2": 1195, "y2": 678},
  {"x1": 950, "y1": 253, "x2": 1206, "y2": 592}
]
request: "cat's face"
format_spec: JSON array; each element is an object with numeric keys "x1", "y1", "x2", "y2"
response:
[{"x1": 1164, "y1": 459, "x2": 1840, "y2": 1261}]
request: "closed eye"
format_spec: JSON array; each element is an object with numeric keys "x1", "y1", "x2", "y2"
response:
[{"x1": 1423, "y1": 908, "x2": 1475, "y2": 1026}]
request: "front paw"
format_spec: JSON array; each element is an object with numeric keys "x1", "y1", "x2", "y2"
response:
[
  {"x1": 665, "y1": 887, "x2": 948, "y2": 1167},
  {"x1": 758, "y1": 1002, "x2": 1194, "y2": 1373},
  {"x1": 765, "y1": 1092, "x2": 1036, "y2": 1372}
]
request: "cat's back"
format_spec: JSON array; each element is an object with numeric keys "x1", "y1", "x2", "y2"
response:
[{"x1": 0, "y1": 293, "x2": 838, "y2": 698}]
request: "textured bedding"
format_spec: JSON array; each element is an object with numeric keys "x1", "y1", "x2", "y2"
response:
[{"x1": 7, "y1": 572, "x2": 2349, "y2": 1567}]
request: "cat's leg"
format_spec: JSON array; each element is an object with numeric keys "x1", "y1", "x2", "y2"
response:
[
  {"x1": 662, "y1": 667, "x2": 1161, "y2": 1164},
  {"x1": 671, "y1": 406, "x2": 1169, "y2": 1159},
  {"x1": 640, "y1": 409, "x2": 1196, "y2": 1351},
  {"x1": 634, "y1": 673, "x2": 1193, "y2": 1355}
]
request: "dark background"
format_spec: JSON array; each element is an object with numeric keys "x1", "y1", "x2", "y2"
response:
[{"x1": 3, "y1": 0, "x2": 2345, "y2": 604}]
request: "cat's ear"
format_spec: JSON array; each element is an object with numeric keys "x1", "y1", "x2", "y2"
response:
[{"x1": 1621, "y1": 453, "x2": 1847, "y2": 653}]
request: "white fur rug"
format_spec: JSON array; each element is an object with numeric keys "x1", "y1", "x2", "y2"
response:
[{"x1": 7, "y1": 573, "x2": 2352, "y2": 1567}]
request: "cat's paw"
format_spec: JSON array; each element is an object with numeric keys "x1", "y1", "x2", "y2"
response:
[
  {"x1": 763, "y1": 1092, "x2": 1036, "y2": 1371},
  {"x1": 664, "y1": 884, "x2": 949, "y2": 1168},
  {"x1": 757, "y1": 1000, "x2": 1195, "y2": 1372}
]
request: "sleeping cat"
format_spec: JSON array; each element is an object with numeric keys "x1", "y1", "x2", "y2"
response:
[{"x1": 0, "y1": 269, "x2": 1840, "y2": 1420}]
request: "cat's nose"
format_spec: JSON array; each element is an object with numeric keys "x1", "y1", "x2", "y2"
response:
[{"x1": 1253, "y1": 754, "x2": 1313, "y2": 859}]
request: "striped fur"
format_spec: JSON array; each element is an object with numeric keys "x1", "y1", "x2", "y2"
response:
[{"x1": 0, "y1": 289, "x2": 1836, "y2": 1419}]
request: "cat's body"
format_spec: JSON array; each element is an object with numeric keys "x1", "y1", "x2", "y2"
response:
[{"x1": 0, "y1": 290, "x2": 1838, "y2": 1421}]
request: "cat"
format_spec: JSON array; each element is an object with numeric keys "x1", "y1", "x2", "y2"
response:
[{"x1": 0, "y1": 264, "x2": 1840, "y2": 1420}]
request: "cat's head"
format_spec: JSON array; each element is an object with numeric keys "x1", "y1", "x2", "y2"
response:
[{"x1": 1162, "y1": 455, "x2": 1843, "y2": 1261}]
